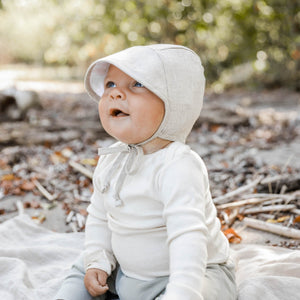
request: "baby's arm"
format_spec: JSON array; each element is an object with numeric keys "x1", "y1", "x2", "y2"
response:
[
  {"x1": 158, "y1": 154, "x2": 212, "y2": 299},
  {"x1": 84, "y1": 159, "x2": 116, "y2": 287},
  {"x1": 84, "y1": 268, "x2": 109, "y2": 297}
]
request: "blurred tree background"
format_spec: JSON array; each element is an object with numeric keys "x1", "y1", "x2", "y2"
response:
[{"x1": 0, "y1": 0, "x2": 299, "y2": 91}]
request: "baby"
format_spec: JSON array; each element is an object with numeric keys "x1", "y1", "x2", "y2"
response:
[{"x1": 56, "y1": 44, "x2": 237, "y2": 300}]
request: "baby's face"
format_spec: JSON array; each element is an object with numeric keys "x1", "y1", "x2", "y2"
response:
[{"x1": 98, "y1": 65, "x2": 165, "y2": 144}]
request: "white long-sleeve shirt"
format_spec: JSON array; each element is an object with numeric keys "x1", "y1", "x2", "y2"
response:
[{"x1": 84, "y1": 141, "x2": 230, "y2": 299}]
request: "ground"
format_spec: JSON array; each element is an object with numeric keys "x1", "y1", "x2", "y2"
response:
[{"x1": 0, "y1": 79, "x2": 299, "y2": 249}]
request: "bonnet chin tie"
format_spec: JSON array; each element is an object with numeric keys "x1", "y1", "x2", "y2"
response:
[{"x1": 98, "y1": 144, "x2": 143, "y2": 207}]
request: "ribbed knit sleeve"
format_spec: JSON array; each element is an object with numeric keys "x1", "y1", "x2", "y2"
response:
[
  {"x1": 158, "y1": 153, "x2": 211, "y2": 300},
  {"x1": 83, "y1": 162, "x2": 116, "y2": 275}
]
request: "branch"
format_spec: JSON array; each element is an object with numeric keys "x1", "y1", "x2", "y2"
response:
[
  {"x1": 243, "y1": 217, "x2": 300, "y2": 239},
  {"x1": 33, "y1": 179, "x2": 56, "y2": 201},
  {"x1": 216, "y1": 195, "x2": 286, "y2": 210},
  {"x1": 241, "y1": 204, "x2": 295, "y2": 215},
  {"x1": 69, "y1": 160, "x2": 93, "y2": 179}
]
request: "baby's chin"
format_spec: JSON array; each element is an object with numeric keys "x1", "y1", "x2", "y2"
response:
[
  {"x1": 114, "y1": 135, "x2": 152, "y2": 146},
  {"x1": 107, "y1": 129, "x2": 157, "y2": 146},
  {"x1": 118, "y1": 138, "x2": 145, "y2": 145},
  {"x1": 108, "y1": 134, "x2": 142, "y2": 145}
]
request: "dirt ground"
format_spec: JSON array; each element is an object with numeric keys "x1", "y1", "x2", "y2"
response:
[{"x1": 0, "y1": 80, "x2": 299, "y2": 249}]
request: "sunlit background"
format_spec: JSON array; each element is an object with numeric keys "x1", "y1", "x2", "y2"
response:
[{"x1": 0, "y1": 0, "x2": 299, "y2": 92}]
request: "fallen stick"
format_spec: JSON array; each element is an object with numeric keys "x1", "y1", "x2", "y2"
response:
[
  {"x1": 66, "y1": 210, "x2": 75, "y2": 224},
  {"x1": 213, "y1": 176, "x2": 263, "y2": 205},
  {"x1": 228, "y1": 208, "x2": 239, "y2": 227},
  {"x1": 16, "y1": 200, "x2": 24, "y2": 215},
  {"x1": 217, "y1": 196, "x2": 283, "y2": 210},
  {"x1": 260, "y1": 174, "x2": 290, "y2": 185},
  {"x1": 263, "y1": 198, "x2": 287, "y2": 206},
  {"x1": 217, "y1": 191, "x2": 298, "y2": 210},
  {"x1": 241, "y1": 193, "x2": 295, "y2": 200},
  {"x1": 241, "y1": 204, "x2": 296, "y2": 215},
  {"x1": 76, "y1": 213, "x2": 85, "y2": 229},
  {"x1": 33, "y1": 179, "x2": 56, "y2": 201},
  {"x1": 69, "y1": 160, "x2": 93, "y2": 179},
  {"x1": 243, "y1": 217, "x2": 300, "y2": 239},
  {"x1": 69, "y1": 221, "x2": 78, "y2": 233}
]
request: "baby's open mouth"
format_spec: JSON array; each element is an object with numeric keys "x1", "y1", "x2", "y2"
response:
[{"x1": 110, "y1": 108, "x2": 129, "y2": 117}]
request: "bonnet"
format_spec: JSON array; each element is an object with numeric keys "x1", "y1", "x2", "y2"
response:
[{"x1": 84, "y1": 44, "x2": 205, "y2": 144}]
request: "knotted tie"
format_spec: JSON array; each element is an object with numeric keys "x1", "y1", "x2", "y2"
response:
[{"x1": 98, "y1": 144, "x2": 143, "y2": 207}]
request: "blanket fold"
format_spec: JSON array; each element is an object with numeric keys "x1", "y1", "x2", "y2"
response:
[{"x1": 0, "y1": 214, "x2": 84, "y2": 300}]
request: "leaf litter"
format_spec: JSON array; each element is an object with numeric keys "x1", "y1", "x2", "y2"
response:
[{"x1": 0, "y1": 87, "x2": 299, "y2": 248}]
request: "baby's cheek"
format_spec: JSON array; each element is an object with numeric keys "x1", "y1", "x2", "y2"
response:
[{"x1": 98, "y1": 101, "x2": 106, "y2": 119}]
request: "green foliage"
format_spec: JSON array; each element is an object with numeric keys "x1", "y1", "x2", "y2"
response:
[{"x1": 0, "y1": 0, "x2": 299, "y2": 90}]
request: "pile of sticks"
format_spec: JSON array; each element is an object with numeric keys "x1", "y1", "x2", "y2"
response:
[{"x1": 214, "y1": 174, "x2": 300, "y2": 239}]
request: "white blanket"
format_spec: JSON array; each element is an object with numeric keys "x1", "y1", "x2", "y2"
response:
[{"x1": 0, "y1": 214, "x2": 299, "y2": 300}]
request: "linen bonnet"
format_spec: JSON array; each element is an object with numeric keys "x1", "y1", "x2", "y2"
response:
[{"x1": 84, "y1": 44, "x2": 205, "y2": 144}]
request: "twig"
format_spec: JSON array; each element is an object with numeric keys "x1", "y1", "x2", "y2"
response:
[
  {"x1": 217, "y1": 191, "x2": 298, "y2": 210},
  {"x1": 69, "y1": 160, "x2": 93, "y2": 179},
  {"x1": 241, "y1": 204, "x2": 296, "y2": 215},
  {"x1": 263, "y1": 198, "x2": 286, "y2": 206},
  {"x1": 66, "y1": 210, "x2": 75, "y2": 224},
  {"x1": 243, "y1": 217, "x2": 300, "y2": 239},
  {"x1": 33, "y1": 179, "x2": 56, "y2": 201},
  {"x1": 227, "y1": 208, "x2": 239, "y2": 227},
  {"x1": 241, "y1": 193, "x2": 296, "y2": 199},
  {"x1": 260, "y1": 174, "x2": 290, "y2": 185},
  {"x1": 16, "y1": 200, "x2": 24, "y2": 215},
  {"x1": 220, "y1": 211, "x2": 229, "y2": 224},
  {"x1": 69, "y1": 222, "x2": 78, "y2": 232},
  {"x1": 213, "y1": 176, "x2": 263, "y2": 205},
  {"x1": 76, "y1": 213, "x2": 85, "y2": 229},
  {"x1": 217, "y1": 196, "x2": 280, "y2": 210}
]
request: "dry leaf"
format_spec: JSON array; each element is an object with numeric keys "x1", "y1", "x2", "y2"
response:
[
  {"x1": 79, "y1": 209, "x2": 88, "y2": 216},
  {"x1": 61, "y1": 147, "x2": 74, "y2": 158},
  {"x1": 267, "y1": 219, "x2": 278, "y2": 223},
  {"x1": 32, "y1": 213, "x2": 46, "y2": 224},
  {"x1": 222, "y1": 228, "x2": 242, "y2": 244},
  {"x1": 1, "y1": 174, "x2": 15, "y2": 181},
  {"x1": 50, "y1": 151, "x2": 68, "y2": 164},
  {"x1": 80, "y1": 158, "x2": 98, "y2": 166},
  {"x1": 210, "y1": 124, "x2": 221, "y2": 132},
  {"x1": 20, "y1": 181, "x2": 35, "y2": 191},
  {"x1": 267, "y1": 216, "x2": 290, "y2": 223},
  {"x1": 276, "y1": 216, "x2": 290, "y2": 223},
  {"x1": 222, "y1": 161, "x2": 229, "y2": 168},
  {"x1": 0, "y1": 159, "x2": 10, "y2": 170},
  {"x1": 23, "y1": 200, "x2": 41, "y2": 209},
  {"x1": 23, "y1": 202, "x2": 31, "y2": 208},
  {"x1": 0, "y1": 181, "x2": 13, "y2": 194},
  {"x1": 11, "y1": 187, "x2": 23, "y2": 196},
  {"x1": 293, "y1": 216, "x2": 300, "y2": 224}
]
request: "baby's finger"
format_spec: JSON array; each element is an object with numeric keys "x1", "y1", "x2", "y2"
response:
[{"x1": 91, "y1": 283, "x2": 109, "y2": 296}]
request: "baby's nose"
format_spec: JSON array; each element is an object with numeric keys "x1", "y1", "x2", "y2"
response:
[{"x1": 110, "y1": 87, "x2": 126, "y2": 100}]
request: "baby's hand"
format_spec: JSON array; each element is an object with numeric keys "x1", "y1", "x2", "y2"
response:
[{"x1": 84, "y1": 268, "x2": 109, "y2": 297}]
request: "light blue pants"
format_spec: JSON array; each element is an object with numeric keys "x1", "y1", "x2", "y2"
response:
[{"x1": 55, "y1": 255, "x2": 237, "y2": 300}]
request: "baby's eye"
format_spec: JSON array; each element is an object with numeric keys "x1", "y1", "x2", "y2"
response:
[
  {"x1": 134, "y1": 81, "x2": 144, "y2": 88},
  {"x1": 105, "y1": 81, "x2": 116, "y2": 88}
]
